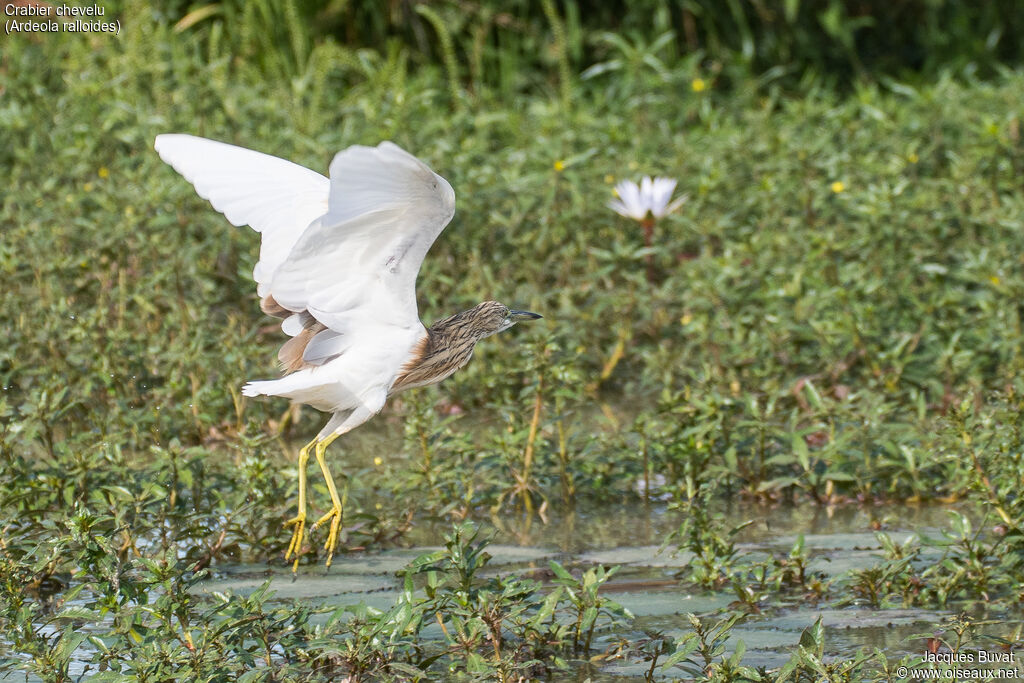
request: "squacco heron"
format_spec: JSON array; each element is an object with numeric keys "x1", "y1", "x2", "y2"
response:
[{"x1": 154, "y1": 135, "x2": 541, "y2": 568}]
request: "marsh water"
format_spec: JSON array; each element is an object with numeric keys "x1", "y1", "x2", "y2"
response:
[
  {"x1": 194, "y1": 501, "x2": 975, "y2": 678},
  {"x1": 3, "y1": 496, "x2": 1017, "y2": 681},
  {"x1": 0, "y1": 422, "x2": 1011, "y2": 680}
]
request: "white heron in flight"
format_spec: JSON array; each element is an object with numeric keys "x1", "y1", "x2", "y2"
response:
[{"x1": 155, "y1": 134, "x2": 541, "y2": 568}]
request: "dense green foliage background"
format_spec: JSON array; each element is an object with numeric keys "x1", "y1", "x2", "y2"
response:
[
  {"x1": 158, "y1": 0, "x2": 1024, "y2": 92},
  {"x1": 2, "y1": 1, "x2": 1024, "y2": 680}
]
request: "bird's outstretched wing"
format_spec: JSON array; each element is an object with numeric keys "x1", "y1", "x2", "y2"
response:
[
  {"x1": 156, "y1": 135, "x2": 455, "y2": 370},
  {"x1": 268, "y1": 142, "x2": 456, "y2": 334},
  {"x1": 154, "y1": 134, "x2": 330, "y2": 297}
]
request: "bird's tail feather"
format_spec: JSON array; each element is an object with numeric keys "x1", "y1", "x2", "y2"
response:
[
  {"x1": 241, "y1": 380, "x2": 272, "y2": 398},
  {"x1": 241, "y1": 373, "x2": 333, "y2": 402}
]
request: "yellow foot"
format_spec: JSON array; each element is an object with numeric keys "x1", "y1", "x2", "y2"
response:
[
  {"x1": 283, "y1": 515, "x2": 306, "y2": 572},
  {"x1": 312, "y1": 506, "x2": 342, "y2": 568}
]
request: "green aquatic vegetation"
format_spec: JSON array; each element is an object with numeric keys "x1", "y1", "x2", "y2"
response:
[
  {"x1": 902, "y1": 613, "x2": 1023, "y2": 682},
  {"x1": 664, "y1": 481, "x2": 755, "y2": 590},
  {"x1": 549, "y1": 560, "x2": 632, "y2": 654},
  {"x1": 918, "y1": 511, "x2": 1011, "y2": 608},
  {"x1": 734, "y1": 535, "x2": 832, "y2": 612},
  {"x1": 661, "y1": 463, "x2": 1024, "y2": 613},
  {"x1": 8, "y1": 36, "x2": 1024, "y2": 513},
  {"x1": 405, "y1": 523, "x2": 553, "y2": 679},
  {"x1": 615, "y1": 630, "x2": 678, "y2": 682},
  {"x1": 775, "y1": 617, "x2": 874, "y2": 683},
  {"x1": 771, "y1": 535, "x2": 814, "y2": 594},
  {"x1": 402, "y1": 524, "x2": 631, "y2": 678},
  {"x1": 1, "y1": 520, "x2": 637, "y2": 681},
  {"x1": 846, "y1": 552, "x2": 920, "y2": 609},
  {"x1": 661, "y1": 612, "x2": 757, "y2": 681}
]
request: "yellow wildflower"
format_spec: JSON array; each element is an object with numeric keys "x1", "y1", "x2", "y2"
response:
[
  {"x1": 830, "y1": 181, "x2": 845, "y2": 194},
  {"x1": 553, "y1": 160, "x2": 565, "y2": 172},
  {"x1": 691, "y1": 78, "x2": 707, "y2": 93},
  {"x1": 98, "y1": 166, "x2": 110, "y2": 179}
]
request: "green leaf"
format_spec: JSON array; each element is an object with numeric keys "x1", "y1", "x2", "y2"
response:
[
  {"x1": 663, "y1": 636, "x2": 699, "y2": 669},
  {"x1": 549, "y1": 560, "x2": 573, "y2": 581}
]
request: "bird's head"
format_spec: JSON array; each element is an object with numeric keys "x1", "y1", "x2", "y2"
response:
[{"x1": 471, "y1": 301, "x2": 543, "y2": 338}]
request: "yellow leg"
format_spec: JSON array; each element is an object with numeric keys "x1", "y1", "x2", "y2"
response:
[
  {"x1": 311, "y1": 433, "x2": 343, "y2": 568},
  {"x1": 284, "y1": 437, "x2": 315, "y2": 571}
]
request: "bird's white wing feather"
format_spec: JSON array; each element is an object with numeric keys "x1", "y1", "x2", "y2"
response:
[
  {"x1": 154, "y1": 134, "x2": 330, "y2": 297},
  {"x1": 269, "y1": 142, "x2": 455, "y2": 336}
]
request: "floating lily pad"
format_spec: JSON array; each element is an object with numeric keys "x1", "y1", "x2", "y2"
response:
[
  {"x1": 615, "y1": 589, "x2": 735, "y2": 617},
  {"x1": 578, "y1": 546, "x2": 694, "y2": 567},
  {"x1": 483, "y1": 544, "x2": 561, "y2": 565},
  {"x1": 770, "y1": 532, "x2": 891, "y2": 551},
  {"x1": 807, "y1": 550, "x2": 886, "y2": 576},
  {"x1": 767, "y1": 608, "x2": 938, "y2": 630},
  {"x1": 197, "y1": 572, "x2": 394, "y2": 599}
]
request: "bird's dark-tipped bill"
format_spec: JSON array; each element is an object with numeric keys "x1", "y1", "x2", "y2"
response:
[{"x1": 510, "y1": 310, "x2": 543, "y2": 321}]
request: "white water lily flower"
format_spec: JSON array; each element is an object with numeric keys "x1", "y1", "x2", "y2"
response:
[{"x1": 608, "y1": 176, "x2": 687, "y2": 221}]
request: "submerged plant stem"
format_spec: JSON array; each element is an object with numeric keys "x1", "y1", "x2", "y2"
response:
[{"x1": 521, "y1": 373, "x2": 545, "y2": 514}]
